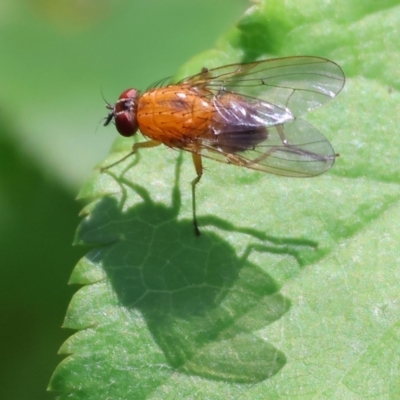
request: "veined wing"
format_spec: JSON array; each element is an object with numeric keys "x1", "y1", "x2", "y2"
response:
[
  {"x1": 182, "y1": 56, "x2": 345, "y2": 118},
  {"x1": 194, "y1": 119, "x2": 336, "y2": 177}
]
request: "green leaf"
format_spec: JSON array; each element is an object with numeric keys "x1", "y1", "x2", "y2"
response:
[{"x1": 50, "y1": 0, "x2": 400, "y2": 398}]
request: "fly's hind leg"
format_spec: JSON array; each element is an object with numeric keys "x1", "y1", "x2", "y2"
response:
[
  {"x1": 191, "y1": 152, "x2": 203, "y2": 236},
  {"x1": 100, "y1": 139, "x2": 161, "y2": 172},
  {"x1": 276, "y1": 124, "x2": 290, "y2": 145}
]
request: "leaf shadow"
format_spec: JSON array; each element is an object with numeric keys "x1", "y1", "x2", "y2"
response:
[{"x1": 77, "y1": 153, "x2": 318, "y2": 384}]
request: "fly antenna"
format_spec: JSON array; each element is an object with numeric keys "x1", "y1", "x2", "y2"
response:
[
  {"x1": 100, "y1": 87, "x2": 115, "y2": 127},
  {"x1": 101, "y1": 87, "x2": 113, "y2": 107}
]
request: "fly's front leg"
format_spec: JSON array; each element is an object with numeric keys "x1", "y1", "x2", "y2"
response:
[
  {"x1": 191, "y1": 152, "x2": 203, "y2": 236},
  {"x1": 101, "y1": 139, "x2": 161, "y2": 172}
]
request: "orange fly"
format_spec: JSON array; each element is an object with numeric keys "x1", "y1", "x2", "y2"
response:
[{"x1": 103, "y1": 56, "x2": 345, "y2": 235}]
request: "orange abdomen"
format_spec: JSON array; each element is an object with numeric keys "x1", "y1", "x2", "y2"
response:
[{"x1": 137, "y1": 85, "x2": 215, "y2": 145}]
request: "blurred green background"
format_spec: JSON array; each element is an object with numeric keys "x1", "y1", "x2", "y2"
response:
[{"x1": 0, "y1": 1, "x2": 246, "y2": 398}]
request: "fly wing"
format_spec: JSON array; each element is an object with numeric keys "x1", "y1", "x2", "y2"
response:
[
  {"x1": 195, "y1": 119, "x2": 336, "y2": 177},
  {"x1": 211, "y1": 91, "x2": 294, "y2": 129},
  {"x1": 183, "y1": 56, "x2": 345, "y2": 118}
]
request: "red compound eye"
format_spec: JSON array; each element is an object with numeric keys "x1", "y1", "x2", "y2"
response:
[{"x1": 111, "y1": 88, "x2": 140, "y2": 137}]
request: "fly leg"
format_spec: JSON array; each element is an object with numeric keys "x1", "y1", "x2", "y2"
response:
[
  {"x1": 249, "y1": 124, "x2": 337, "y2": 165},
  {"x1": 226, "y1": 149, "x2": 278, "y2": 168},
  {"x1": 191, "y1": 152, "x2": 203, "y2": 236},
  {"x1": 225, "y1": 124, "x2": 298, "y2": 167},
  {"x1": 101, "y1": 139, "x2": 161, "y2": 172},
  {"x1": 276, "y1": 124, "x2": 338, "y2": 161},
  {"x1": 224, "y1": 125, "x2": 281, "y2": 167},
  {"x1": 276, "y1": 124, "x2": 290, "y2": 145}
]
